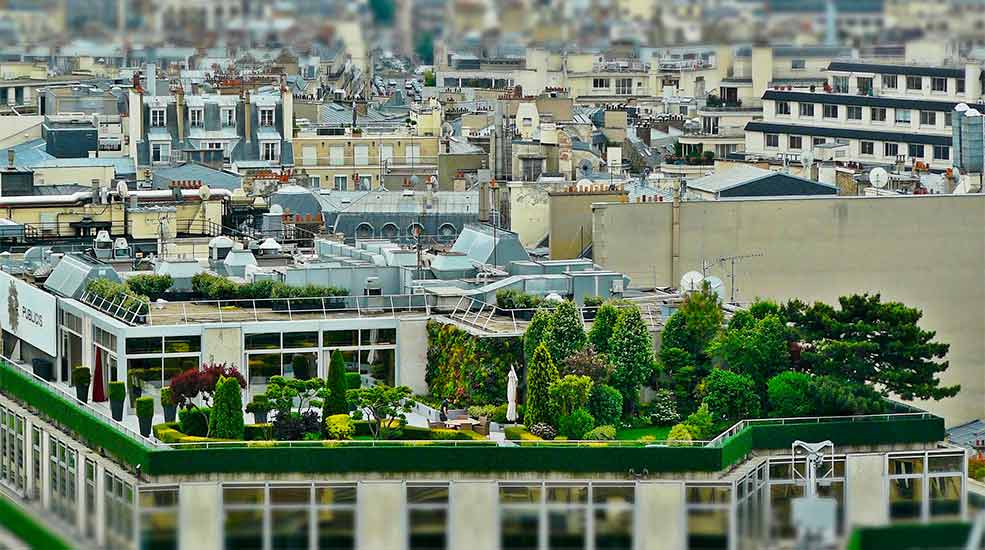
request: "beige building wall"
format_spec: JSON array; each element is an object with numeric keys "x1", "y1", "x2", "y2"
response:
[
  {"x1": 549, "y1": 189, "x2": 627, "y2": 260},
  {"x1": 508, "y1": 182, "x2": 554, "y2": 247},
  {"x1": 34, "y1": 165, "x2": 116, "y2": 188},
  {"x1": 845, "y1": 454, "x2": 889, "y2": 530},
  {"x1": 593, "y1": 195, "x2": 985, "y2": 425},
  {"x1": 293, "y1": 134, "x2": 439, "y2": 191}
]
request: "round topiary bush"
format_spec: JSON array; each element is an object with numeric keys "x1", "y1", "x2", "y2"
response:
[
  {"x1": 325, "y1": 414, "x2": 355, "y2": 440},
  {"x1": 135, "y1": 396, "x2": 154, "y2": 418},
  {"x1": 558, "y1": 408, "x2": 595, "y2": 440},
  {"x1": 209, "y1": 376, "x2": 245, "y2": 440},
  {"x1": 587, "y1": 384, "x2": 622, "y2": 427}
]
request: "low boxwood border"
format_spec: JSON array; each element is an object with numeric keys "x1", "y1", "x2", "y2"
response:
[
  {"x1": 0, "y1": 492, "x2": 72, "y2": 549},
  {"x1": 845, "y1": 522, "x2": 971, "y2": 550}
]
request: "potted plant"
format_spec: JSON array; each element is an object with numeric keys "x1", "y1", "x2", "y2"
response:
[
  {"x1": 108, "y1": 381, "x2": 126, "y2": 421},
  {"x1": 135, "y1": 396, "x2": 154, "y2": 438},
  {"x1": 160, "y1": 386, "x2": 177, "y2": 423},
  {"x1": 72, "y1": 366, "x2": 91, "y2": 403},
  {"x1": 246, "y1": 394, "x2": 272, "y2": 424}
]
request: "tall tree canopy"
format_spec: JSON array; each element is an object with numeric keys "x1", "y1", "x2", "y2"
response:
[
  {"x1": 543, "y1": 300, "x2": 587, "y2": 365},
  {"x1": 609, "y1": 307, "x2": 655, "y2": 414}
]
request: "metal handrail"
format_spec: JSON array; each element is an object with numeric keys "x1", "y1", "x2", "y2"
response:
[
  {"x1": 705, "y1": 410, "x2": 937, "y2": 448},
  {"x1": 0, "y1": 356, "x2": 161, "y2": 448},
  {"x1": 447, "y1": 296, "x2": 663, "y2": 334},
  {"x1": 165, "y1": 439, "x2": 496, "y2": 449}
]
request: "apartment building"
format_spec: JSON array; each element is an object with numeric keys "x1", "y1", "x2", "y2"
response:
[{"x1": 745, "y1": 60, "x2": 985, "y2": 169}]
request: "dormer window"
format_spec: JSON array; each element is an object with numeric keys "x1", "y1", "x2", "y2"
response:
[
  {"x1": 259, "y1": 108, "x2": 275, "y2": 127},
  {"x1": 190, "y1": 108, "x2": 204, "y2": 128},
  {"x1": 221, "y1": 108, "x2": 235, "y2": 127},
  {"x1": 151, "y1": 108, "x2": 166, "y2": 128}
]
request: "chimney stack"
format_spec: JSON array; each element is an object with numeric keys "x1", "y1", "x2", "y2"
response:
[
  {"x1": 176, "y1": 85, "x2": 185, "y2": 143},
  {"x1": 244, "y1": 90, "x2": 252, "y2": 144},
  {"x1": 146, "y1": 64, "x2": 157, "y2": 96},
  {"x1": 6, "y1": 149, "x2": 13, "y2": 168}
]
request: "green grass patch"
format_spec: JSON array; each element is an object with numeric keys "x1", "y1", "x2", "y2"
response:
[{"x1": 615, "y1": 425, "x2": 672, "y2": 441}]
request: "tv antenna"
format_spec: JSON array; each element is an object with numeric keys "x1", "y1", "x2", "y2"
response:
[{"x1": 705, "y1": 252, "x2": 764, "y2": 303}]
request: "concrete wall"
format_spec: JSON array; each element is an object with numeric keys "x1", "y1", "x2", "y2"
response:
[
  {"x1": 202, "y1": 327, "x2": 243, "y2": 370},
  {"x1": 638, "y1": 482, "x2": 686, "y2": 550},
  {"x1": 549, "y1": 189, "x2": 627, "y2": 260},
  {"x1": 593, "y1": 195, "x2": 985, "y2": 425},
  {"x1": 845, "y1": 454, "x2": 889, "y2": 530},
  {"x1": 397, "y1": 319, "x2": 429, "y2": 394},
  {"x1": 179, "y1": 483, "x2": 222, "y2": 550}
]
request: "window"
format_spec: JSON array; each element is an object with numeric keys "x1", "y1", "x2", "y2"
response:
[
  {"x1": 302, "y1": 146, "x2": 317, "y2": 166},
  {"x1": 823, "y1": 104, "x2": 838, "y2": 119},
  {"x1": 0, "y1": 405, "x2": 25, "y2": 493},
  {"x1": 895, "y1": 109, "x2": 911, "y2": 125},
  {"x1": 832, "y1": 75, "x2": 849, "y2": 94},
  {"x1": 847, "y1": 106, "x2": 862, "y2": 120},
  {"x1": 791, "y1": 59, "x2": 806, "y2": 70},
  {"x1": 813, "y1": 137, "x2": 826, "y2": 146},
  {"x1": 861, "y1": 141, "x2": 874, "y2": 155},
  {"x1": 245, "y1": 332, "x2": 319, "y2": 394},
  {"x1": 799, "y1": 103, "x2": 815, "y2": 117},
  {"x1": 931, "y1": 77, "x2": 947, "y2": 92},
  {"x1": 261, "y1": 142, "x2": 278, "y2": 161},
  {"x1": 788, "y1": 135, "x2": 802, "y2": 150},
  {"x1": 592, "y1": 78, "x2": 610, "y2": 90},
  {"x1": 408, "y1": 484, "x2": 448, "y2": 550},
  {"x1": 857, "y1": 77, "x2": 873, "y2": 95},
  {"x1": 104, "y1": 472, "x2": 134, "y2": 550},
  {"x1": 957, "y1": 78, "x2": 965, "y2": 94},
  {"x1": 221, "y1": 108, "x2": 235, "y2": 127},
  {"x1": 309, "y1": 175, "x2": 320, "y2": 188},
  {"x1": 908, "y1": 144, "x2": 925, "y2": 159},
  {"x1": 405, "y1": 143, "x2": 421, "y2": 164},
  {"x1": 889, "y1": 452, "x2": 964, "y2": 523},
  {"x1": 334, "y1": 175, "x2": 347, "y2": 191},
  {"x1": 768, "y1": 457, "x2": 846, "y2": 539},
  {"x1": 189, "y1": 108, "x2": 203, "y2": 128},
  {"x1": 906, "y1": 76, "x2": 923, "y2": 90},
  {"x1": 882, "y1": 74, "x2": 898, "y2": 89},
  {"x1": 687, "y1": 484, "x2": 731, "y2": 550},
  {"x1": 500, "y1": 483, "x2": 634, "y2": 550},
  {"x1": 354, "y1": 145, "x2": 369, "y2": 166},
  {"x1": 776, "y1": 101, "x2": 791, "y2": 115},
  {"x1": 84, "y1": 459, "x2": 96, "y2": 536},
  {"x1": 933, "y1": 145, "x2": 950, "y2": 160},
  {"x1": 920, "y1": 111, "x2": 937, "y2": 126},
  {"x1": 945, "y1": 112, "x2": 952, "y2": 127},
  {"x1": 380, "y1": 144, "x2": 394, "y2": 164},
  {"x1": 358, "y1": 175, "x2": 372, "y2": 191},
  {"x1": 127, "y1": 336, "x2": 201, "y2": 397},
  {"x1": 872, "y1": 107, "x2": 887, "y2": 122},
  {"x1": 151, "y1": 108, "x2": 166, "y2": 128},
  {"x1": 151, "y1": 143, "x2": 170, "y2": 164},
  {"x1": 884, "y1": 142, "x2": 899, "y2": 157},
  {"x1": 765, "y1": 134, "x2": 779, "y2": 148},
  {"x1": 259, "y1": 108, "x2": 275, "y2": 127},
  {"x1": 330, "y1": 146, "x2": 344, "y2": 166},
  {"x1": 615, "y1": 78, "x2": 633, "y2": 95},
  {"x1": 139, "y1": 487, "x2": 179, "y2": 550}
]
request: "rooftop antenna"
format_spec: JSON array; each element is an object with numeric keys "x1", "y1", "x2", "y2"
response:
[
  {"x1": 712, "y1": 252, "x2": 764, "y2": 303},
  {"x1": 791, "y1": 440, "x2": 838, "y2": 549}
]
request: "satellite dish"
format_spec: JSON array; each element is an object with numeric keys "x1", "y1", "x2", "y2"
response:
[
  {"x1": 545, "y1": 293, "x2": 563, "y2": 302},
  {"x1": 800, "y1": 151, "x2": 815, "y2": 169},
  {"x1": 578, "y1": 159, "x2": 593, "y2": 175},
  {"x1": 705, "y1": 276, "x2": 726, "y2": 300},
  {"x1": 680, "y1": 271, "x2": 704, "y2": 292},
  {"x1": 116, "y1": 180, "x2": 129, "y2": 199},
  {"x1": 869, "y1": 167, "x2": 889, "y2": 189},
  {"x1": 198, "y1": 184, "x2": 212, "y2": 201}
]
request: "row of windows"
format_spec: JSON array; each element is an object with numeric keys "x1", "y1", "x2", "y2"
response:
[
  {"x1": 300, "y1": 144, "x2": 424, "y2": 167},
  {"x1": 776, "y1": 102, "x2": 952, "y2": 127},
  {"x1": 764, "y1": 134, "x2": 951, "y2": 160},
  {"x1": 832, "y1": 74, "x2": 964, "y2": 94},
  {"x1": 149, "y1": 107, "x2": 273, "y2": 129},
  {"x1": 591, "y1": 78, "x2": 637, "y2": 95}
]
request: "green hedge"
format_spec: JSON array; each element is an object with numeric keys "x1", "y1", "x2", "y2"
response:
[
  {"x1": 845, "y1": 523, "x2": 971, "y2": 550},
  {"x1": 0, "y1": 492, "x2": 71, "y2": 549},
  {"x1": 748, "y1": 416, "x2": 945, "y2": 450},
  {"x1": 0, "y1": 362, "x2": 152, "y2": 469}
]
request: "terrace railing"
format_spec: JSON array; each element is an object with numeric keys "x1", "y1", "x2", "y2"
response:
[
  {"x1": 79, "y1": 288, "x2": 149, "y2": 326},
  {"x1": 445, "y1": 296, "x2": 662, "y2": 335},
  {"x1": 705, "y1": 410, "x2": 939, "y2": 448}
]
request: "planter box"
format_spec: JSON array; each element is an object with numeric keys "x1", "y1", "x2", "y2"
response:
[
  {"x1": 75, "y1": 384, "x2": 89, "y2": 403},
  {"x1": 110, "y1": 399, "x2": 124, "y2": 421},
  {"x1": 163, "y1": 404, "x2": 176, "y2": 423}
]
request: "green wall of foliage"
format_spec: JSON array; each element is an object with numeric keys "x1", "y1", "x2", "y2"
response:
[{"x1": 425, "y1": 321, "x2": 524, "y2": 405}]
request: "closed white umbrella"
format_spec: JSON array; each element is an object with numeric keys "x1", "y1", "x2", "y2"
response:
[{"x1": 506, "y1": 366, "x2": 518, "y2": 423}]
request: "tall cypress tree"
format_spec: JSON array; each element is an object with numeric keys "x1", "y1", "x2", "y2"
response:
[
  {"x1": 323, "y1": 350, "x2": 349, "y2": 418},
  {"x1": 609, "y1": 307, "x2": 655, "y2": 415},
  {"x1": 208, "y1": 376, "x2": 245, "y2": 440},
  {"x1": 524, "y1": 343, "x2": 559, "y2": 427},
  {"x1": 543, "y1": 300, "x2": 587, "y2": 365}
]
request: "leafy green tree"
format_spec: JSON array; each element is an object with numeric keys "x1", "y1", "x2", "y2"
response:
[
  {"x1": 208, "y1": 376, "x2": 245, "y2": 440},
  {"x1": 707, "y1": 314, "x2": 790, "y2": 395},
  {"x1": 700, "y1": 368, "x2": 761, "y2": 424},
  {"x1": 749, "y1": 299, "x2": 782, "y2": 320},
  {"x1": 671, "y1": 365, "x2": 702, "y2": 417},
  {"x1": 558, "y1": 408, "x2": 595, "y2": 439},
  {"x1": 588, "y1": 302, "x2": 619, "y2": 355},
  {"x1": 548, "y1": 375, "x2": 593, "y2": 417},
  {"x1": 683, "y1": 403, "x2": 714, "y2": 440},
  {"x1": 423, "y1": 69, "x2": 436, "y2": 87},
  {"x1": 649, "y1": 388, "x2": 681, "y2": 425},
  {"x1": 663, "y1": 284, "x2": 724, "y2": 365},
  {"x1": 524, "y1": 343, "x2": 559, "y2": 427},
  {"x1": 560, "y1": 346, "x2": 613, "y2": 384},
  {"x1": 524, "y1": 308, "x2": 553, "y2": 364},
  {"x1": 587, "y1": 384, "x2": 622, "y2": 427},
  {"x1": 810, "y1": 376, "x2": 887, "y2": 416},
  {"x1": 668, "y1": 423, "x2": 694, "y2": 445},
  {"x1": 543, "y1": 300, "x2": 587, "y2": 365},
  {"x1": 347, "y1": 385, "x2": 413, "y2": 439},
  {"x1": 766, "y1": 371, "x2": 814, "y2": 418},
  {"x1": 795, "y1": 294, "x2": 958, "y2": 401},
  {"x1": 323, "y1": 350, "x2": 349, "y2": 418},
  {"x1": 608, "y1": 307, "x2": 655, "y2": 415}
]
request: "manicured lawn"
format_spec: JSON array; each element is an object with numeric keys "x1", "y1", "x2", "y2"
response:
[{"x1": 615, "y1": 425, "x2": 672, "y2": 441}]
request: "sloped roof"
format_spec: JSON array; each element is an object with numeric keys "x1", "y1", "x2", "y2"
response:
[{"x1": 688, "y1": 165, "x2": 837, "y2": 196}]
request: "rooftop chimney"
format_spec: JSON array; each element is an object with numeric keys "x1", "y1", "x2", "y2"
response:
[
  {"x1": 146, "y1": 64, "x2": 157, "y2": 96},
  {"x1": 244, "y1": 90, "x2": 251, "y2": 144},
  {"x1": 6, "y1": 149, "x2": 13, "y2": 169},
  {"x1": 176, "y1": 85, "x2": 185, "y2": 143}
]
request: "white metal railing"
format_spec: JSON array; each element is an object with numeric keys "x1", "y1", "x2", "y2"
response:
[
  {"x1": 145, "y1": 293, "x2": 434, "y2": 325},
  {"x1": 705, "y1": 409, "x2": 937, "y2": 448},
  {"x1": 79, "y1": 289, "x2": 149, "y2": 326},
  {"x1": 0, "y1": 355, "x2": 161, "y2": 447},
  {"x1": 446, "y1": 296, "x2": 661, "y2": 334},
  {"x1": 165, "y1": 439, "x2": 494, "y2": 449}
]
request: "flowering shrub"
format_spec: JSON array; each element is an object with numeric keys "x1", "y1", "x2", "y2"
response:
[{"x1": 529, "y1": 423, "x2": 557, "y2": 440}]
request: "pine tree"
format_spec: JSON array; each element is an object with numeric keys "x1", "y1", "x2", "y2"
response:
[
  {"x1": 524, "y1": 343, "x2": 559, "y2": 427},
  {"x1": 323, "y1": 350, "x2": 349, "y2": 418},
  {"x1": 524, "y1": 308, "x2": 553, "y2": 364},
  {"x1": 208, "y1": 376, "x2": 245, "y2": 440},
  {"x1": 608, "y1": 306, "x2": 655, "y2": 415},
  {"x1": 588, "y1": 302, "x2": 619, "y2": 355},
  {"x1": 542, "y1": 300, "x2": 587, "y2": 365}
]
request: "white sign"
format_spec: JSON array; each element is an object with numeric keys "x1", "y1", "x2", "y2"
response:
[{"x1": 0, "y1": 270, "x2": 57, "y2": 355}]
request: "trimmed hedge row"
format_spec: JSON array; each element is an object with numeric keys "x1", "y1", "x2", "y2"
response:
[
  {"x1": 748, "y1": 416, "x2": 945, "y2": 450},
  {"x1": 0, "y1": 362, "x2": 152, "y2": 469},
  {"x1": 845, "y1": 522, "x2": 971, "y2": 550},
  {"x1": 0, "y1": 492, "x2": 72, "y2": 549}
]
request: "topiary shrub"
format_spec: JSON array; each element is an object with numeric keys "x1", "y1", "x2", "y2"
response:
[
  {"x1": 244, "y1": 423, "x2": 273, "y2": 441},
  {"x1": 466, "y1": 404, "x2": 499, "y2": 419},
  {"x1": 273, "y1": 411, "x2": 321, "y2": 441},
  {"x1": 108, "y1": 381, "x2": 126, "y2": 401},
  {"x1": 700, "y1": 368, "x2": 761, "y2": 424},
  {"x1": 160, "y1": 386, "x2": 175, "y2": 406},
  {"x1": 542, "y1": 300, "x2": 588, "y2": 365},
  {"x1": 668, "y1": 423, "x2": 694, "y2": 446},
  {"x1": 208, "y1": 377, "x2": 245, "y2": 440},
  {"x1": 323, "y1": 350, "x2": 350, "y2": 418},
  {"x1": 135, "y1": 396, "x2": 154, "y2": 418},
  {"x1": 583, "y1": 425, "x2": 616, "y2": 440},
  {"x1": 683, "y1": 403, "x2": 714, "y2": 440},
  {"x1": 548, "y1": 375, "x2": 593, "y2": 417},
  {"x1": 291, "y1": 354, "x2": 312, "y2": 381},
  {"x1": 504, "y1": 426, "x2": 541, "y2": 441},
  {"x1": 587, "y1": 384, "x2": 622, "y2": 427},
  {"x1": 71, "y1": 366, "x2": 91, "y2": 387},
  {"x1": 325, "y1": 414, "x2": 355, "y2": 440},
  {"x1": 649, "y1": 388, "x2": 681, "y2": 425},
  {"x1": 558, "y1": 408, "x2": 595, "y2": 439},
  {"x1": 345, "y1": 372, "x2": 362, "y2": 389},
  {"x1": 529, "y1": 423, "x2": 557, "y2": 440},
  {"x1": 179, "y1": 406, "x2": 211, "y2": 437}
]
